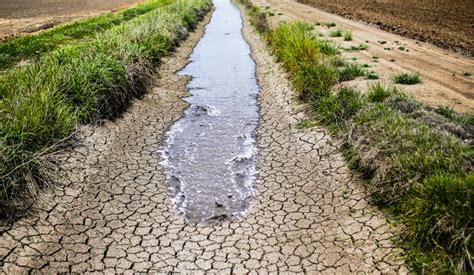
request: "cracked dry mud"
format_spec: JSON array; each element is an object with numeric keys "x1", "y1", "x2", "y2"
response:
[{"x1": 0, "y1": 4, "x2": 407, "y2": 273}]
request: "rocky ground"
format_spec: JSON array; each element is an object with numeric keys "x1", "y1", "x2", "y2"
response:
[{"x1": 0, "y1": 6, "x2": 407, "y2": 273}]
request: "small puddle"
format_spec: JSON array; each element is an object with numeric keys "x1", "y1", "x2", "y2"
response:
[{"x1": 161, "y1": 0, "x2": 259, "y2": 223}]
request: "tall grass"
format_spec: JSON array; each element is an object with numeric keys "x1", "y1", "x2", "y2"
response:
[
  {"x1": 348, "y1": 103, "x2": 472, "y2": 271},
  {"x1": 242, "y1": 5, "x2": 473, "y2": 272},
  {"x1": 267, "y1": 22, "x2": 337, "y2": 100},
  {"x1": 0, "y1": 0, "x2": 211, "y2": 219},
  {"x1": 0, "y1": 0, "x2": 174, "y2": 71}
]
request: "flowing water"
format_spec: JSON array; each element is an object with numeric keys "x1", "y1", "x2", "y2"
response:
[{"x1": 161, "y1": 0, "x2": 259, "y2": 223}]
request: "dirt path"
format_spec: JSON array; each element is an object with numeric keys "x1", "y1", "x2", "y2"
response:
[
  {"x1": 0, "y1": 3, "x2": 406, "y2": 273},
  {"x1": 257, "y1": 0, "x2": 474, "y2": 113},
  {"x1": 0, "y1": 0, "x2": 145, "y2": 38}
]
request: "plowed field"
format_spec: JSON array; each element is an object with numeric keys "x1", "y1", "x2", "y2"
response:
[
  {"x1": 297, "y1": 0, "x2": 474, "y2": 56},
  {"x1": 0, "y1": 0, "x2": 145, "y2": 38}
]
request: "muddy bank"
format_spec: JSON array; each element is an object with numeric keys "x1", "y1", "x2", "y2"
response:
[{"x1": 297, "y1": 0, "x2": 474, "y2": 56}]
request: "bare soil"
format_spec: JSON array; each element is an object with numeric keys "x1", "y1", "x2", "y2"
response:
[
  {"x1": 255, "y1": 0, "x2": 474, "y2": 112},
  {"x1": 298, "y1": 0, "x2": 474, "y2": 57},
  {"x1": 0, "y1": 0, "x2": 145, "y2": 38}
]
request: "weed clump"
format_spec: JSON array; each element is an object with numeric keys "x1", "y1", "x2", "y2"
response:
[
  {"x1": 346, "y1": 44, "x2": 368, "y2": 51},
  {"x1": 315, "y1": 87, "x2": 363, "y2": 131},
  {"x1": 268, "y1": 22, "x2": 336, "y2": 99},
  {"x1": 367, "y1": 83, "x2": 398, "y2": 102},
  {"x1": 394, "y1": 72, "x2": 422, "y2": 84},
  {"x1": 329, "y1": 29, "x2": 343, "y2": 37},
  {"x1": 330, "y1": 56, "x2": 346, "y2": 67},
  {"x1": 349, "y1": 103, "x2": 473, "y2": 272},
  {"x1": 343, "y1": 30, "x2": 352, "y2": 41},
  {"x1": 365, "y1": 71, "x2": 379, "y2": 80},
  {"x1": 402, "y1": 173, "x2": 473, "y2": 272},
  {"x1": 292, "y1": 63, "x2": 337, "y2": 99},
  {"x1": 338, "y1": 63, "x2": 365, "y2": 82},
  {"x1": 351, "y1": 104, "x2": 470, "y2": 198}
]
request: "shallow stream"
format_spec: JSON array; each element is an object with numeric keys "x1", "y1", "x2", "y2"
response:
[{"x1": 161, "y1": 0, "x2": 259, "y2": 223}]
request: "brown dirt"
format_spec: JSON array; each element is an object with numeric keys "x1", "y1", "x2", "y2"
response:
[
  {"x1": 254, "y1": 0, "x2": 474, "y2": 113},
  {"x1": 297, "y1": 0, "x2": 474, "y2": 57},
  {"x1": 0, "y1": 0, "x2": 145, "y2": 38}
]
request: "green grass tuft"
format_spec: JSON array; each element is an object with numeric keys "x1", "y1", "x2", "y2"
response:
[
  {"x1": 367, "y1": 83, "x2": 399, "y2": 102},
  {"x1": 394, "y1": 72, "x2": 422, "y2": 85},
  {"x1": 343, "y1": 30, "x2": 352, "y2": 41},
  {"x1": 352, "y1": 104, "x2": 470, "y2": 197},
  {"x1": 338, "y1": 63, "x2": 366, "y2": 82},
  {"x1": 365, "y1": 71, "x2": 379, "y2": 80},
  {"x1": 402, "y1": 173, "x2": 473, "y2": 272},
  {"x1": 315, "y1": 87, "x2": 363, "y2": 132},
  {"x1": 292, "y1": 63, "x2": 336, "y2": 100},
  {"x1": 329, "y1": 29, "x2": 343, "y2": 37},
  {"x1": 330, "y1": 56, "x2": 346, "y2": 67},
  {"x1": 318, "y1": 40, "x2": 339, "y2": 55},
  {"x1": 345, "y1": 44, "x2": 368, "y2": 51},
  {"x1": 268, "y1": 22, "x2": 337, "y2": 99}
]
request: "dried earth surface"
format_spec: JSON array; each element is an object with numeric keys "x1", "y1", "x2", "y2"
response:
[
  {"x1": 0, "y1": 3, "x2": 407, "y2": 273},
  {"x1": 0, "y1": 0, "x2": 145, "y2": 39},
  {"x1": 297, "y1": 0, "x2": 474, "y2": 57},
  {"x1": 255, "y1": 0, "x2": 474, "y2": 112}
]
